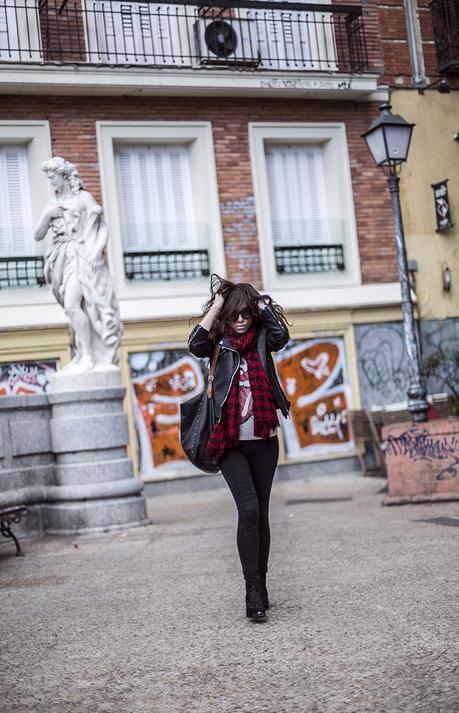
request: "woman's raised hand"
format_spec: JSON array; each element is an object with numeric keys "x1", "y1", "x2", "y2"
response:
[{"x1": 213, "y1": 292, "x2": 225, "y2": 313}]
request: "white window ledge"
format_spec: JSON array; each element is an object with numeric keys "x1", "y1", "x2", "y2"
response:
[
  {"x1": 0, "y1": 283, "x2": 404, "y2": 330},
  {"x1": 273, "y1": 282, "x2": 404, "y2": 312},
  {"x1": 0, "y1": 65, "x2": 386, "y2": 101}
]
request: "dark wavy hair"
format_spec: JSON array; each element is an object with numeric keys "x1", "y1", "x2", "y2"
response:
[{"x1": 195, "y1": 274, "x2": 290, "y2": 339}]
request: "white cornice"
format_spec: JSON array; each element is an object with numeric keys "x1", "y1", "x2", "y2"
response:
[
  {"x1": 0, "y1": 64, "x2": 386, "y2": 100},
  {"x1": 0, "y1": 283, "x2": 402, "y2": 330}
]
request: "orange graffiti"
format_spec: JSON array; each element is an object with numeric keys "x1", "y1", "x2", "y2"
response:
[
  {"x1": 275, "y1": 340, "x2": 351, "y2": 452},
  {"x1": 132, "y1": 357, "x2": 203, "y2": 469}
]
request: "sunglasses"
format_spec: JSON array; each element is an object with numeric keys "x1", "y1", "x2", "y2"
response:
[{"x1": 230, "y1": 307, "x2": 252, "y2": 322}]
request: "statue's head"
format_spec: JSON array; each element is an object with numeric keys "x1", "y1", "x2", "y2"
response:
[{"x1": 41, "y1": 157, "x2": 84, "y2": 195}]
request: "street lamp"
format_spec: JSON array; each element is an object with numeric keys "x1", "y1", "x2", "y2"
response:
[{"x1": 362, "y1": 103, "x2": 429, "y2": 423}]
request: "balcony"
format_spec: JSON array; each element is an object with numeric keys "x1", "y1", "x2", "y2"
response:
[
  {"x1": 0, "y1": 0, "x2": 368, "y2": 74},
  {"x1": 430, "y1": 0, "x2": 459, "y2": 72},
  {"x1": 0, "y1": 256, "x2": 45, "y2": 289},
  {"x1": 123, "y1": 249, "x2": 210, "y2": 281}
]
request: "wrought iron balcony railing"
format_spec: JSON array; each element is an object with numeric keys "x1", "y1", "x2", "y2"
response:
[
  {"x1": 0, "y1": 256, "x2": 45, "y2": 288},
  {"x1": 0, "y1": 0, "x2": 368, "y2": 73},
  {"x1": 274, "y1": 244, "x2": 345, "y2": 273},
  {"x1": 123, "y1": 249, "x2": 210, "y2": 281},
  {"x1": 430, "y1": 0, "x2": 459, "y2": 72}
]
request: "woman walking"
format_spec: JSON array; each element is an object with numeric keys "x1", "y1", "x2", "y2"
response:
[{"x1": 186, "y1": 275, "x2": 290, "y2": 621}]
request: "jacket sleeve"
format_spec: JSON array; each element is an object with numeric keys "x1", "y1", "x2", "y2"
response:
[
  {"x1": 260, "y1": 303, "x2": 290, "y2": 352},
  {"x1": 188, "y1": 324, "x2": 215, "y2": 359}
]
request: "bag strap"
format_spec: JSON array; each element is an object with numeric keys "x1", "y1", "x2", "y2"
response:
[{"x1": 206, "y1": 343, "x2": 221, "y2": 399}]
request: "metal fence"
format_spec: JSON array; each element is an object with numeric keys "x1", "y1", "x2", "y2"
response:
[
  {"x1": 0, "y1": 0, "x2": 368, "y2": 72},
  {"x1": 0, "y1": 256, "x2": 45, "y2": 288},
  {"x1": 123, "y1": 249, "x2": 210, "y2": 281},
  {"x1": 274, "y1": 244, "x2": 345, "y2": 273},
  {"x1": 430, "y1": 0, "x2": 459, "y2": 72}
]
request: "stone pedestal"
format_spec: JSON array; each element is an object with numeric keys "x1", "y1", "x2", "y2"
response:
[
  {"x1": 0, "y1": 395, "x2": 54, "y2": 538},
  {"x1": 45, "y1": 368, "x2": 150, "y2": 534},
  {"x1": 0, "y1": 369, "x2": 151, "y2": 541},
  {"x1": 382, "y1": 418, "x2": 459, "y2": 505}
]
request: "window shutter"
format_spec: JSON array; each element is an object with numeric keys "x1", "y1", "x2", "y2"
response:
[
  {"x1": 265, "y1": 144, "x2": 329, "y2": 247},
  {"x1": 115, "y1": 144, "x2": 196, "y2": 253},
  {"x1": 96, "y1": 2, "x2": 179, "y2": 64},
  {"x1": 0, "y1": 145, "x2": 34, "y2": 257},
  {"x1": 0, "y1": 3, "x2": 19, "y2": 61}
]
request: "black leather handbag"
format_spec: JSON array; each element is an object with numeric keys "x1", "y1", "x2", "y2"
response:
[{"x1": 180, "y1": 344, "x2": 221, "y2": 473}]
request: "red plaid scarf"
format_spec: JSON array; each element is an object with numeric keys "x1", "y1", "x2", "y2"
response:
[{"x1": 206, "y1": 324, "x2": 279, "y2": 461}]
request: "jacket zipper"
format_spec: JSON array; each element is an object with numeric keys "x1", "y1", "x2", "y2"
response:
[{"x1": 216, "y1": 344, "x2": 240, "y2": 424}]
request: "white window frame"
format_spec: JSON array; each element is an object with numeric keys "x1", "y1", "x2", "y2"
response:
[
  {"x1": 249, "y1": 122, "x2": 361, "y2": 296},
  {"x1": 97, "y1": 121, "x2": 225, "y2": 318},
  {"x1": 0, "y1": 121, "x2": 53, "y2": 314}
]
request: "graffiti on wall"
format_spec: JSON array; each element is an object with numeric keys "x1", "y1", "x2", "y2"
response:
[
  {"x1": 0, "y1": 361, "x2": 57, "y2": 396},
  {"x1": 274, "y1": 338, "x2": 353, "y2": 458},
  {"x1": 355, "y1": 318, "x2": 459, "y2": 408},
  {"x1": 129, "y1": 350, "x2": 206, "y2": 476},
  {"x1": 385, "y1": 427, "x2": 459, "y2": 482},
  {"x1": 355, "y1": 324, "x2": 409, "y2": 408}
]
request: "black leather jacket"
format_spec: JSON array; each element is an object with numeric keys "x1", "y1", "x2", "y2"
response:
[{"x1": 188, "y1": 304, "x2": 291, "y2": 423}]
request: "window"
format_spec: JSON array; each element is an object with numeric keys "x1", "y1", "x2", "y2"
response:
[
  {"x1": 96, "y1": 121, "x2": 225, "y2": 313},
  {"x1": 0, "y1": 144, "x2": 44, "y2": 289},
  {"x1": 91, "y1": 1, "x2": 186, "y2": 65},
  {"x1": 114, "y1": 143, "x2": 209, "y2": 282},
  {"x1": 115, "y1": 145, "x2": 195, "y2": 253},
  {"x1": 247, "y1": 1, "x2": 337, "y2": 71},
  {"x1": 249, "y1": 123, "x2": 361, "y2": 296},
  {"x1": 0, "y1": 145, "x2": 33, "y2": 257},
  {"x1": 0, "y1": 2, "x2": 42, "y2": 62}
]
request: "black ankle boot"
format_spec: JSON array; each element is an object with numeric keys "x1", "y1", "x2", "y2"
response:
[
  {"x1": 245, "y1": 575, "x2": 267, "y2": 621},
  {"x1": 259, "y1": 572, "x2": 270, "y2": 610}
]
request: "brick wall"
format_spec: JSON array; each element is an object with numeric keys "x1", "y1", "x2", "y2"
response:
[
  {"x1": 369, "y1": 0, "x2": 440, "y2": 85},
  {"x1": 0, "y1": 95, "x2": 397, "y2": 287}
]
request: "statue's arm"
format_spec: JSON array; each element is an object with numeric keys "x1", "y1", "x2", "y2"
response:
[
  {"x1": 80, "y1": 193, "x2": 109, "y2": 264},
  {"x1": 91, "y1": 218, "x2": 108, "y2": 261},
  {"x1": 34, "y1": 203, "x2": 57, "y2": 242}
]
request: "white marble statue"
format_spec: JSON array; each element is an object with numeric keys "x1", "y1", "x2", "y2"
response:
[{"x1": 34, "y1": 157, "x2": 122, "y2": 373}]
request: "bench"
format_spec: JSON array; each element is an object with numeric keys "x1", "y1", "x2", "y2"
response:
[{"x1": 0, "y1": 506, "x2": 29, "y2": 557}]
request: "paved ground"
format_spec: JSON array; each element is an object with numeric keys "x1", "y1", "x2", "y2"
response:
[{"x1": 1, "y1": 473, "x2": 458, "y2": 713}]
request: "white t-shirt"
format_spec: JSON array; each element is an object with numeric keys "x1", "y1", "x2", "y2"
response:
[{"x1": 238, "y1": 357, "x2": 277, "y2": 440}]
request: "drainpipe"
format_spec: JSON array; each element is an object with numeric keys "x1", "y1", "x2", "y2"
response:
[{"x1": 403, "y1": 0, "x2": 427, "y2": 86}]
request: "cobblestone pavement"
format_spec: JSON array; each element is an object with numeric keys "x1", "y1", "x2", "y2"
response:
[{"x1": 1, "y1": 473, "x2": 458, "y2": 713}]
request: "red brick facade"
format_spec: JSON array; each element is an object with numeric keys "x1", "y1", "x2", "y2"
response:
[
  {"x1": 1, "y1": 0, "x2": 447, "y2": 289},
  {"x1": 0, "y1": 95, "x2": 398, "y2": 286}
]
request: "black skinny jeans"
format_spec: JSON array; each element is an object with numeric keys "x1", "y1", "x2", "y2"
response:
[{"x1": 220, "y1": 437, "x2": 279, "y2": 579}]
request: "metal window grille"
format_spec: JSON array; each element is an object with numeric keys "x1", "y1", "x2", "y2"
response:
[
  {"x1": 275, "y1": 245, "x2": 345, "y2": 274},
  {"x1": 430, "y1": 0, "x2": 459, "y2": 72},
  {"x1": 0, "y1": 256, "x2": 45, "y2": 288},
  {"x1": 123, "y1": 250, "x2": 210, "y2": 281}
]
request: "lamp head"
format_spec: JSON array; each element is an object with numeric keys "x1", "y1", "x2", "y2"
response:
[{"x1": 362, "y1": 103, "x2": 415, "y2": 170}]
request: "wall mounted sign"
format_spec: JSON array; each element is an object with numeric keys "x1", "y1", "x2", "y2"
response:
[{"x1": 431, "y1": 179, "x2": 453, "y2": 232}]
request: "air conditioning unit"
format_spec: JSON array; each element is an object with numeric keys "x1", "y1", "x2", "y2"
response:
[{"x1": 194, "y1": 17, "x2": 261, "y2": 67}]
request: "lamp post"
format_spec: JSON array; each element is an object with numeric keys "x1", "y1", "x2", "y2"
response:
[{"x1": 362, "y1": 103, "x2": 429, "y2": 423}]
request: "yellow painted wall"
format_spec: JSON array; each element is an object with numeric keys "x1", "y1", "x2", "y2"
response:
[
  {"x1": 391, "y1": 89, "x2": 459, "y2": 320},
  {"x1": 0, "y1": 304, "x2": 403, "y2": 478}
]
